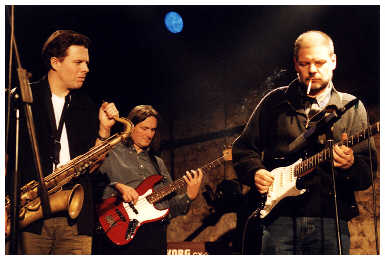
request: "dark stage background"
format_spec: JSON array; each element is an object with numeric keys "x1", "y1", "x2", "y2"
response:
[
  {"x1": 5, "y1": 5, "x2": 380, "y2": 114},
  {"x1": 4, "y1": 5, "x2": 380, "y2": 254}
]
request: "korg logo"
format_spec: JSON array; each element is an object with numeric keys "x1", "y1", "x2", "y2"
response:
[
  {"x1": 167, "y1": 249, "x2": 191, "y2": 255},
  {"x1": 167, "y1": 242, "x2": 208, "y2": 255},
  {"x1": 167, "y1": 248, "x2": 208, "y2": 255}
]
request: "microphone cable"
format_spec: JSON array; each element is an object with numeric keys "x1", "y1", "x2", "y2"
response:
[
  {"x1": 366, "y1": 109, "x2": 379, "y2": 255},
  {"x1": 240, "y1": 193, "x2": 265, "y2": 254},
  {"x1": 241, "y1": 209, "x2": 259, "y2": 255}
]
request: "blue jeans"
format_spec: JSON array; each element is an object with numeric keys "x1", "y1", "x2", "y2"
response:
[{"x1": 261, "y1": 217, "x2": 350, "y2": 254}]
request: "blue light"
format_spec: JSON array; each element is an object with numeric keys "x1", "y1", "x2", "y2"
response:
[{"x1": 164, "y1": 11, "x2": 183, "y2": 34}]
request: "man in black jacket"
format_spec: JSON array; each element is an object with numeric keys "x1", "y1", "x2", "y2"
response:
[
  {"x1": 6, "y1": 30, "x2": 119, "y2": 254},
  {"x1": 232, "y1": 30, "x2": 377, "y2": 254}
]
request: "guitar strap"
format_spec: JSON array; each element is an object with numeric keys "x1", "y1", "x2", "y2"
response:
[
  {"x1": 148, "y1": 152, "x2": 162, "y2": 176},
  {"x1": 47, "y1": 93, "x2": 71, "y2": 169}
]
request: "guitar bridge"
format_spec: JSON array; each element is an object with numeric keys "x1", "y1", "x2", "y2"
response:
[
  {"x1": 104, "y1": 209, "x2": 126, "y2": 233},
  {"x1": 126, "y1": 219, "x2": 139, "y2": 240},
  {"x1": 106, "y1": 215, "x2": 116, "y2": 228}
]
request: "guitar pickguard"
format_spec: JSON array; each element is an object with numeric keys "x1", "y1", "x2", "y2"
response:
[
  {"x1": 260, "y1": 158, "x2": 306, "y2": 218},
  {"x1": 98, "y1": 180, "x2": 169, "y2": 246}
]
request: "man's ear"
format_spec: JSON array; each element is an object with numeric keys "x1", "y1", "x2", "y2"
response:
[
  {"x1": 331, "y1": 54, "x2": 337, "y2": 70},
  {"x1": 50, "y1": 57, "x2": 60, "y2": 70}
]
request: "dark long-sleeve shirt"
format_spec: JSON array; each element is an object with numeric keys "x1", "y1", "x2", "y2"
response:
[
  {"x1": 232, "y1": 79, "x2": 377, "y2": 222},
  {"x1": 99, "y1": 142, "x2": 192, "y2": 219}
]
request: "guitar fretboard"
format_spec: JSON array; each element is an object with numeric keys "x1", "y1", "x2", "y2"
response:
[
  {"x1": 146, "y1": 156, "x2": 225, "y2": 204},
  {"x1": 295, "y1": 122, "x2": 379, "y2": 178}
]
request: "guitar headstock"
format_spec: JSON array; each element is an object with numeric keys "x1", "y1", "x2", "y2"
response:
[{"x1": 223, "y1": 147, "x2": 232, "y2": 161}]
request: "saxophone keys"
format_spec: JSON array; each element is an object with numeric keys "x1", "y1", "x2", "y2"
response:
[
  {"x1": 19, "y1": 207, "x2": 26, "y2": 219},
  {"x1": 26, "y1": 199, "x2": 41, "y2": 211}
]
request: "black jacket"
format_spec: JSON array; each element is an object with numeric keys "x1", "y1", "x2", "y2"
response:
[
  {"x1": 232, "y1": 79, "x2": 377, "y2": 222},
  {"x1": 7, "y1": 76, "x2": 99, "y2": 235}
]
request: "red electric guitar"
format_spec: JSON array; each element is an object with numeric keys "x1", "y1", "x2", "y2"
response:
[{"x1": 97, "y1": 149, "x2": 232, "y2": 245}]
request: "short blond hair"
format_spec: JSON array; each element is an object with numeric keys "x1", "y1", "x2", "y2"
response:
[{"x1": 294, "y1": 30, "x2": 334, "y2": 60}]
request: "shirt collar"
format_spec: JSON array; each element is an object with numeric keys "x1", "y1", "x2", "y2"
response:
[
  {"x1": 126, "y1": 140, "x2": 151, "y2": 154},
  {"x1": 312, "y1": 81, "x2": 333, "y2": 109}
]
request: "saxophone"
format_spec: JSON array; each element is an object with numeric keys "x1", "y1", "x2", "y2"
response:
[{"x1": 5, "y1": 117, "x2": 134, "y2": 235}]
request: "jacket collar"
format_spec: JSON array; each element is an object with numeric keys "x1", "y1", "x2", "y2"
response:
[
  {"x1": 325, "y1": 82, "x2": 344, "y2": 109},
  {"x1": 283, "y1": 78, "x2": 342, "y2": 112}
]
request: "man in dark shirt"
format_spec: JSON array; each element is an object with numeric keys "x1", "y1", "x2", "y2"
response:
[
  {"x1": 232, "y1": 30, "x2": 377, "y2": 254},
  {"x1": 94, "y1": 105, "x2": 203, "y2": 254},
  {"x1": 6, "y1": 30, "x2": 119, "y2": 254}
]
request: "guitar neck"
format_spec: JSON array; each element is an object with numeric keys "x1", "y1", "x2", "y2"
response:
[
  {"x1": 295, "y1": 122, "x2": 379, "y2": 178},
  {"x1": 147, "y1": 156, "x2": 225, "y2": 204}
]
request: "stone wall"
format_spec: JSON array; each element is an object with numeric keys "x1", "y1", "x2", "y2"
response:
[
  {"x1": 158, "y1": 32, "x2": 380, "y2": 254},
  {"x1": 348, "y1": 133, "x2": 380, "y2": 255},
  {"x1": 163, "y1": 104, "x2": 380, "y2": 254}
]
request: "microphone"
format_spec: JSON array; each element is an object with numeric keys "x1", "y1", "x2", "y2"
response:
[
  {"x1": 288, "y1": 98, "x2": 359, "y2": 153},
  {"x1": 5, "y1": 88, "x2": 17, "y2": 94}
]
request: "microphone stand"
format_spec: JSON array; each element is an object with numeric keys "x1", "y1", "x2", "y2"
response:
[
  {"x1": 9, "y1": 99, "x2": 20, "y2": 255},
  {"x1": 326, "y1": 128, "x2": 342, "y2": 255},
  {"x1": 7, "y1": 5, "x2": 51, "y2": 254}
]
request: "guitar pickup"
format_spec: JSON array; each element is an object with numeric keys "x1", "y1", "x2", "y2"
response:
[
  {"x1": 128, "y1": 201, "x2": 139, "y2": 214},
  {"x1": 125, "y1": 219, "x2": 139, "y2": 240},
  {"x1": 115, "y1": 208, "x2": 126, "y2": 222}
]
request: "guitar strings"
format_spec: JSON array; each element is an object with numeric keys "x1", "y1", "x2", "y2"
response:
[
  {"x1": 104, "y1": 196, "x2": 162, "y2": 220},
  {"x1": 102, "y1": 156, "x2": 227, "y2": 221}
]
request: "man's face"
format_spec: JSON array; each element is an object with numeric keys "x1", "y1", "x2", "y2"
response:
[
  {"x1": 53, "y1": 45, "x2": 89, "y2": 91},
  {"x1": 294, "y1": 43, "x2": 336, "y2": 95},
  {"x1": 131, "y1": 116, "x2": 157, "y2": 151}
]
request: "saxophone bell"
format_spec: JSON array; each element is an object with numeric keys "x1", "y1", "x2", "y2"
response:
[
  {"x1": 5, "y1": 184, "x2": 84, "y2": 238},
  {"x1": 67, "y1": 183, "x2": 84, "y2": 219},
  {"x1": 5, "y1": 116, "x2": 133, "y2": 237},
  {"x1": 20, "y1": 184, "x2": 84, "y2": 228}
]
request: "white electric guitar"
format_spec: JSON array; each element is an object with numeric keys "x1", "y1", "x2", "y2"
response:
[{"x1": 259, "y1": 122, "x2": 379, "y2": 219}]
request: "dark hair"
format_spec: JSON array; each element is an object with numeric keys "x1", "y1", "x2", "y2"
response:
[
  {"x1": 127, "y1": 105, "x2": 160, "y2": 152},
  {"x1": 41, "y1": 30, "x2": 91, "y2": 72},
  {"x1": 127, "y1": 105, "x2": 159, "y2": 125}
]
